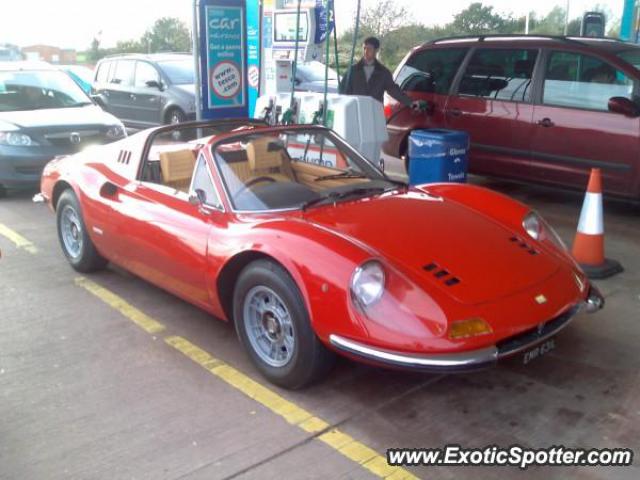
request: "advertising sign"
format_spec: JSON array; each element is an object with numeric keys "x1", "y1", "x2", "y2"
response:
[
  {"x1": 195, "y1": 0, "x2": 248, "y2": 119},
  {"x1": 246, "y1": 0, "x2": 261, "y2": 116},
  {"x1": 206, "y1": 5, "x2": 245, "y2": 109}
]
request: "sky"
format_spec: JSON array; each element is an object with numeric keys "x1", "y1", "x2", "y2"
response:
[{"x1": 0, "y1": 0, "x2": 626, "y2": 51}]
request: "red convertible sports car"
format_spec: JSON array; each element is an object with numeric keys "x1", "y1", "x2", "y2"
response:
[{"x1": 40, "y1": 119, "x2": 604, "y2": 389}]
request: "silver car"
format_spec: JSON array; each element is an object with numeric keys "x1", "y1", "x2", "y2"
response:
[
  {"x1": 92, "y1": 54, "x2": 196, "y2": 129},
  {"x1": 0, "y1": 61, "x2": 126, "y2": 197}
]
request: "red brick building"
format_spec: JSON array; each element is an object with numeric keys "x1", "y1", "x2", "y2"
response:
[{"x1": 22, "y1": 45, "x2": 77, "y2": 64}]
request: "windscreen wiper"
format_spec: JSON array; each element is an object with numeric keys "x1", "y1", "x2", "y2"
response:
[
  {"x1": 314, "y1": 169, "x2": 368, "y2": 182},
  {"x1": 301, "y1": 186, "x2": 387, "y2": 211}
]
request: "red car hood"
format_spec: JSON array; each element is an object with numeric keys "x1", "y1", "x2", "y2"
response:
[{"x1": 302, "y1": 192, "x2": 559, "y2": 305}]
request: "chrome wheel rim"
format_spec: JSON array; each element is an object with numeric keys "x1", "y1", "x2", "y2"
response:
[
  {"x1": 243, "y1": 286, "x2": 295, "y2": 368},
  {"x1": 60, "y1": 205, "x2": 83, "y2": 259}
]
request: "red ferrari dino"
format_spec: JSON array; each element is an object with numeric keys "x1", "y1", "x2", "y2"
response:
[{"x1": 40, "y1": 119, "x2": 604, "y2": 389}]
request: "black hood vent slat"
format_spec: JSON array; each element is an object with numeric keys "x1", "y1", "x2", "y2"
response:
[
  {"x1": 510, "y1": 235, "x2": 539, "y2": 255},
  {"x1": 423, "y1": 262, "x2": 460, "y2": 287}
]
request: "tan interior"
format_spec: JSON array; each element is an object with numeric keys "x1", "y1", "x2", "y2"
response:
[
  {"x1": 245, "y1": 137, "x2": 296, "y2": 183},
  {"x1": 290, "y1": 161, "x2": 368, "y2": 191},
  {"x1": 159, "y1": 149, "x2": 196, "y2": 192}
]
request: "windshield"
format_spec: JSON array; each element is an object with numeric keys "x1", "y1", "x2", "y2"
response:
[
  {"x1": 0, "y1": 69, "x2": 91, "y2": 111},
  {"x1": 617, "y1": 49, "x2": 640, "y2": 71},
  {"x1": 213, "y1": 129, "x2": 394, "y2": 212},
  {"x1": 297, "y1": 62, "x2": 338, "y2": 82},
  {"x1": 158, "y1": 59, "x2": 194, "y2": 85}
]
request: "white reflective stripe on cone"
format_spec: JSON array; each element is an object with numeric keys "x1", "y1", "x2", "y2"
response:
[{"x1": 577, "y1": 192, "x2": 604, "y2": 235}]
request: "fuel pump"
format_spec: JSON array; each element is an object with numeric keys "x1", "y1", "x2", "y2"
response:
[{"x1": 255, "y1": 0, "x2": 390, "y2": 166}]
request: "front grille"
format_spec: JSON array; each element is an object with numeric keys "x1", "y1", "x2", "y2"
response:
[
  {"x1": 44, "y1": 131, "x2": 106, "y2": 152},
  {"x1": 496, "y1": 304, "x2": 580, "y2": 356}
]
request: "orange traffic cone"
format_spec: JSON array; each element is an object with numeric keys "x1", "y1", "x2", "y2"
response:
[{"x1": 572, "y1": 168, "x2": 622, "y2": 279}]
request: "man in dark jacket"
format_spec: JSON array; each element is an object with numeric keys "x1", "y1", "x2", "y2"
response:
[{"x1": 339, "y1": 36, "x2": 421, "y2": 110}]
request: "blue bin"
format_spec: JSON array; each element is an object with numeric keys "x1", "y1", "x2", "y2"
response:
[{"x1": 408, "y1": 129, "x2": 469, "y2": 185}]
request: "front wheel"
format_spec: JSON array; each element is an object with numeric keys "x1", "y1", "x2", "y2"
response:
[
  {"x1": 56, "y1": 189, "x2": 107, "y2": 272},
  {"x1": 233, "y1": 260, "x2": 334, "y2": 389}
]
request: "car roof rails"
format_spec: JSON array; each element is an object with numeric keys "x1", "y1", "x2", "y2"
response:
[{"x1": 424, "y1": 34, "x2": 617, "y2": 47}]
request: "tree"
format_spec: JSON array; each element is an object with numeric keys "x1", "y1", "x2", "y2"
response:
[
  {"x1": 141, "y1": 17, "x2": 192, "y2": 53},
  {"x1": 115, "y1": 39, "x2": 145, "y2": 54},
  {"x1": 359, "y1": 0, "x2": 410, "y2": 38},
  {"x1": 450, "y1": 3, "x2": 507, "y2": 35},
  {"x1": 88, "y1": 36, "x2": 103, "y2": 63},
  {"x1": 531, "y1": 6, "x2": 566, "y2": 35}
]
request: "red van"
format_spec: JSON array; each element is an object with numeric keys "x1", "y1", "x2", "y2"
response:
[{"x1": 383, "y1": 35, "x2": 640, "y2": 200}]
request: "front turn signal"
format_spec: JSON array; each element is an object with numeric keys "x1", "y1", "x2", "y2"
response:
[{"x1": 448, "y1": 317, "x2": 493, "y2": 339}]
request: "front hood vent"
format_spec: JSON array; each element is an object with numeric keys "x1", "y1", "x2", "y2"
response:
[{"x1": 423, "y1": 262, "x2": 461, "y2": 287}]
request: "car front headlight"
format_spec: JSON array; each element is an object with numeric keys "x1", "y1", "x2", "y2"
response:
[
  {"x1": 350, "y1": 260, "x2": 385, "y2": 308},
  {"x1": 0, "y1": 132, "x2": 38, "y2": 147},
  {"x1": 523, "y1": 211, "x2": 567, "y2": 250},
  {"x1": 106, "y1": 125, "x2": 126, "y2": 140}
]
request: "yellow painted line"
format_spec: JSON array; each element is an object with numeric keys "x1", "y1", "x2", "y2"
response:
[
  {"x1": 74, "y1": 277, "x2": 166, "y2": 334},
  {"x1": 165, "y1": 335, "x2": 419, "y2": 479},
  {"x1": 0, "y1": 223, "x2": 38, "y2": 254}
]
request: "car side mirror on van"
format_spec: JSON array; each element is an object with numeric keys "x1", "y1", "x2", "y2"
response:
[
  {"x1": 90, "y1": 94, "x2": 106, "y2": 108},
  {"x1": 146, "y1": 80, "x2": 164, "y2": 91},
  {"x1": 608, "y1": 97, "x2": 640, "y2": 117}
]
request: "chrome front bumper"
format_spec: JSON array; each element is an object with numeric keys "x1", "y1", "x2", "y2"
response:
[{"x1": 329, "y1": 287, "x2": 604, "y2": 373}]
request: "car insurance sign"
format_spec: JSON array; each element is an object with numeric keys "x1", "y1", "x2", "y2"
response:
[{"x1": 206, "y1": 5, "x2": 245, "y2": 109}]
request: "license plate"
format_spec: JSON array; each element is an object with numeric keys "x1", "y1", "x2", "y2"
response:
[{"x1": 522, "y1": 338, "x2": 556, "y2": 365}]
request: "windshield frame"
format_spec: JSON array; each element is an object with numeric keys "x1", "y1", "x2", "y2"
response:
[{"x1": 209, "y1": 125, "x2": 395, "y2": 214}]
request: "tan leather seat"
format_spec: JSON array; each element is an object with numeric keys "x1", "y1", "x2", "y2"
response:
[
  {"x1": 246, "y1": 137, "x2": 295, "y2": 183},
  {"x1": 159, "y1": 149, "x2": 196, "y2": 192}
]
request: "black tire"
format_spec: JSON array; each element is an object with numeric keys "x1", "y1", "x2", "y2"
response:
[
  {"x1": 233, "y1": 259, "x2": 334, "y2": 389},
  {"x1": 166, "y1": 107, "x2": 186, "y2": 126},
  {"x1": 0, "y1": 184, "x2": 7, "y2": 198},
  {"x1": 56, "y1": 189, "x2": 107, "y2": 272}
]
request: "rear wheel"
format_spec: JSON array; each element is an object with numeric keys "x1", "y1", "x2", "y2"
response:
[
  {"x1": 56, "y1": 189, "x2": 107, "y2": 272},
  {"x1": 233, "y1": 259, "x2": 334, "y2": 389}
]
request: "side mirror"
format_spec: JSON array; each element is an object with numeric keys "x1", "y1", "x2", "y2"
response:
[
  {"x1": 608, "y1": 96, "x2": 640, "y2": 117},
  {"x1": 189, "y1": 188, "x2": 207, "y2": 206},
  {"x1": 90, "y1": 94, "x2": 105, "y2": 107},
  {"x1": 146, "y1": 80, "x2": 164, "y2": 91}
]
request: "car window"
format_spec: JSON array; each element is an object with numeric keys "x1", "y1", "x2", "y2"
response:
[
  {"x1": 135, "y1": 61, "x2": 159, "y2": 88},
  {"x1": 543, "y1": 51, "x2": 634, "y2": 111},
  {"x1": 95, "y1": 61, "x2": 110, "y2": 83},
  {"x1": 157, "y1": 59, "x2": 194, "y2": 85},
  {"x1": 396, "y1": 48, "x2": 467, "y2": 95},
  {"x1": 191, "y1": 154, "x2": 221, "y2": 208},
  {"x1": 458, "y1": 48, "x2": 538, "y2": 102},
  {"x1": 617, "y1": 48, "x2": 640, "y2": 70},
  {"x1": 213, "y1": 129, "x2": 390, "y2": 212},
  {"x1": 111, "y1": 60, "x2": 135, "y2": 86}
]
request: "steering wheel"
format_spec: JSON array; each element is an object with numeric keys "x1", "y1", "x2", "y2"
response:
[{"x1": 235, "y1": 175, "x2": 278, "y2": 197}]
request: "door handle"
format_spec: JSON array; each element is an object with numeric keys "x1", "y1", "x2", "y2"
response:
[
  {"x1": 537, "y1": 118, "x2": 555, "y2": 128},
  {"x1": 447, "y1": 108, "x2": 462, "y2": 118}
]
